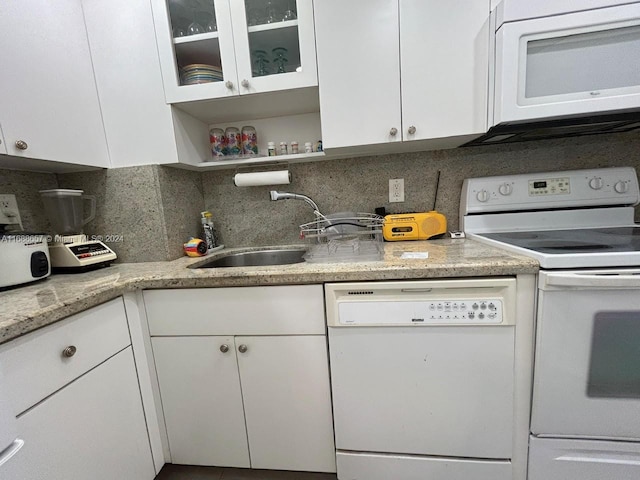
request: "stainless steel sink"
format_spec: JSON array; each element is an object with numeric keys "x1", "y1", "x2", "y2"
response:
[{"x1": 190, "y1": 248, "x2": 306, "y2": 268}]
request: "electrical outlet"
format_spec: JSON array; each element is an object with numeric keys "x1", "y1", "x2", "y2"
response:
[
  {"x1": 0, "y1": 194, "x2": 22, "y2": 227},
  {"x1": 389, "y1": 178, "x2": 405, "y2": 203}
]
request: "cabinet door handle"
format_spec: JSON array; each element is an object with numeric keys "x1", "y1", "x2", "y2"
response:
[
  {"x1": 241, "y1": 79, "x2": 250, "y2": 88},
  {"x1": 62, "y1": 345, "x2": 77, "y2": 358},
  {"x1": 219, "y1": 344, "x2": 229, "y2": 353},
  {"x1": 408, "y1": 126, "x2": 416, "y2": 135},
  {"x1": 225, "y1": 81, "x2": 234, "y2": 90},
  {"x1": 389, "y1": 127, "x2": 398, "y2": 136},
  {"x1": 15, "y1": 140, "x2": 28, "y2": 150},
  {"x1": 238, "y1": 344, "x2": 248, "y2": 353}
]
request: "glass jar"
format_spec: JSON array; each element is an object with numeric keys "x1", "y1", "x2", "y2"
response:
[
  {"x1": 209, "y1": 128, "x2": 225, "y2": 158},
  {"x1": 267, "y1": 141, "x2": 276, "y2": 156},
  {"x1": 279, "y1": 141, "x2": 288, "y2": 155},
  {"x1": 241, "y1": 125, "x2": 258, "y2": 155},
  {"x1": 290, "y1": 141, "x2": 299, "y2": 154},
  {"x1": 225, "y1": 127, "x2": 242, "y2": 156},
  {"x1": 304, "y1": 142, "x2": 313, "y2": 153}
]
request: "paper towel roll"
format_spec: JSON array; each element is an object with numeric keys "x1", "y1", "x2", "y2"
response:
[{"x1": 233, "y1": 170, "x2": 291, "y2": 187}]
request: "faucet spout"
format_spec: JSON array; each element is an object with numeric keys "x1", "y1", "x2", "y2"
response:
[{"x1": 269, "y1": 191, "x2": 321, "y2": 215}]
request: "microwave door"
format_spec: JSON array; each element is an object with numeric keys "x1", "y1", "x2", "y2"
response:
[{"x1": 494, "y1": 2, "x2": 640, "y2": 126}]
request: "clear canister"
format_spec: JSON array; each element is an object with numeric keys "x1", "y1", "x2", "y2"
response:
[
  {"x1": 209, "y1": 128, "x2": 225, "y2": 157},
  {"x1": 225, "y1": 127, "x2": 242, "y2": 156},
  {"x1": 241, "y1": 126, "x2": 258, "y2": 155}
]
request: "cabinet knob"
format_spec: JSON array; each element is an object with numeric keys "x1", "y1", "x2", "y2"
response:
[
  {"x1": 15, "y1": 140, "x2": 28, "y2": 150},
  {"x1": 389, "y1": 127, "x2": 398, "y2": 136},
  {"x1": 62, "y1": 345, "x2": 77, "y2": 358},
  {"x1": 225, "y1": 81, "x2": 234, "y2": 90},
  {"x1": 238, "y1": 344, "x2": 248, "y2": 353},
  {"x1": 241, "y1": 79, "x2": 250, "y2": 88},
  {"x1": 407, "y1": 126, "x2": 416, "y2": 135},
  {"x1": 220, "y1": 344, "x2": 229, "y2": 353}
]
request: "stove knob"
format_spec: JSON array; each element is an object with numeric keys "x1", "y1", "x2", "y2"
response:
[
  {"x1": 498, "y1": 183, "x2": 513, "y2": 196},
  {"x1": 588, "y1": 177, "x2": 603, "y2": 190},
  {"x1": 614, "y1": 181, "x2": 629, "y2": 194},
  {"x1": 476, "y1": 190, "x2": 490, "y2": 202}
]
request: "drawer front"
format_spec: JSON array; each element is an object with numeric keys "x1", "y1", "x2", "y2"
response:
[
  {"x1": 0, "y1": 297, "x2": 130, "y2": 415},
  {"x1": 336, "y1": 451, "x2": 511, "y2": 480},
  {"x1": 144, "y1": 285, "x2": 325, "y2": 336}
]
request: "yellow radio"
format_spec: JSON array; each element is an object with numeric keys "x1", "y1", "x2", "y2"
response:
[{"x1": 383, "y1": 211, "x2": 447, "y2": 241}]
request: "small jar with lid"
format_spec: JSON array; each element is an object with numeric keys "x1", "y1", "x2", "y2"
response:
[
  {"x1": 241, "y1": 125, "x2": 258, "y2": 155},
  {"x1": 267, "y1": 142, "x2": 277, "y2": 156},
  {"x1": 279, "y1": 142, "x2": 288, "y2": 155},
  {"x1": 290, "y1": 141, "x2": 299, "y2": 154},
  {"x1": 304, "y1": 142, "x2": 313, "y2": 153},
  {"x1": 225, "y1": 127, "x2": 241, "y2": 156}
]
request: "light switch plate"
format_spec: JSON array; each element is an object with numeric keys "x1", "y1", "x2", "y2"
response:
[
  {"x1": 0, "y1": 194, "x2": 23, "y2": 228},
  {"x1": 389, "y1": 179, "x2": 405, "y2": 203}
]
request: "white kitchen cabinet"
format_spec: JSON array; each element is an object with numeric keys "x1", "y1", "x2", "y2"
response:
[
  {"x1": 82, "y1": 0, "x2": 181, "y2": 168},
  {"x1": 0, "y1": 0, "x2": 110, "y2": 168},
  {"x1": 0, "y1": 298, "x2": 155, "y2": 480},
  {"x1": 145, "y1": 285, "x2": 336, "y2": 473},
  {"x1": 314, "y1": 0, "x2": 490, "y2": 151},
  {"x1": 151, "y1": 0, "x2": 318, "y2": 104}
]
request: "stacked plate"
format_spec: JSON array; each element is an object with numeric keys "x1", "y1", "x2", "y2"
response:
[{"x1": 180, "y1": 64, "x2": 223, "y2": 85}]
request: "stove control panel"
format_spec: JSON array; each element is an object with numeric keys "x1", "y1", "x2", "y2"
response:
[
  {"x1": 462, "y1": 167, "x2": 639, "y2": 214},
  {"x1": 338, "y1": 299, "x2": 504, "y2": 325}
]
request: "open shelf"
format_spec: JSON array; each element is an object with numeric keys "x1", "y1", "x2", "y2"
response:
[{"x1": 193, "y1": 151, "x2": 327, "y2": 170}]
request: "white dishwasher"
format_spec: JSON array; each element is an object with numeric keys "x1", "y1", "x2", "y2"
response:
[{"x1": 326, "y1": 278, "x2": 517, "y2": 480}]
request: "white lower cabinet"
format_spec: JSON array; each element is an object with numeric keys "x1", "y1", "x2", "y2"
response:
[
  {"x1": 145, "y1": 285, "x2": 336, "y2": 473},
  {"x1": 0, "y1": 298, "x2": 155, "y2": 480}
]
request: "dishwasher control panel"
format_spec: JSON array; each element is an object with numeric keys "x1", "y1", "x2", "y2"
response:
[{"x1": 337, "y1": 298, "x2": 504, "y2": 326}]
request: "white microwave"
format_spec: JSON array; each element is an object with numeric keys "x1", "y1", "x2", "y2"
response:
[{"x1": 467, "y1": 1, "x2": 640, "y2": 145}]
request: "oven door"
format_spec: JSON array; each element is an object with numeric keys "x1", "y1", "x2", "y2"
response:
[{"x1": 531, "y1": 269, "x2": 640, "y2": 440}]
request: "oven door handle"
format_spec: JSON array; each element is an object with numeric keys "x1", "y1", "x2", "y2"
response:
[{"x1": 544, "y1": 272, "x2": 640, "y2": 289}]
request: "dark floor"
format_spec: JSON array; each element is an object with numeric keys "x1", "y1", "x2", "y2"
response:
[{"x1": 155, "y1": 464, "x2": 338, "y2": 480}]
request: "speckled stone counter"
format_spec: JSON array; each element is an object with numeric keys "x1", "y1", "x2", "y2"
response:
[{"x1": 0, "y1": 239, "x2": 538, "y2": 344}]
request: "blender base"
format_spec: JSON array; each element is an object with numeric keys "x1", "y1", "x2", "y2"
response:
[{"x1": 48, "y1": 234, "x2": 117, "y2": 270}]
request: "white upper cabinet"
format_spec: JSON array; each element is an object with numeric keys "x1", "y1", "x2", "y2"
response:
[
  {"x1": 151, "y1": 0, "x2": 318, "y2": 104},
  {"x1": 314, "y1": 0, "x2": 490, "y2": 151},
  {"x1": 0, "y1": 0, "x2": 110, "y2": 167}
]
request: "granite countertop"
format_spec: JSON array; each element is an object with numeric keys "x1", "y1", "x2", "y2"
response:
[{"x1": 0, "y1": 238, "x2": 538, "y2": 344}]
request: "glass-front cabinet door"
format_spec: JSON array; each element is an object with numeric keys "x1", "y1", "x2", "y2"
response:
[
  {"x1": 228, "y1": 0, "x2": 317, "y2": 95},
  {"x1": 151, "y1": 0, "x2": 317, "y2": 104}
]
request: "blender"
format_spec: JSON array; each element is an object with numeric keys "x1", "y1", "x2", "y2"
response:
[{"x1": 40, "y1": 189, "x2": 116, "y2": 271}]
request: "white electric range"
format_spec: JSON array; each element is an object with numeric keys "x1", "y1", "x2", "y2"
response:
[{"x1": 461, "y1": 166, "x2": 640, "y2": 480}]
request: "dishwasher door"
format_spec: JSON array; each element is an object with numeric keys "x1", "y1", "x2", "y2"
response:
[{"x1": 326, "y1": 278, "x2": 517, "y2": 461}]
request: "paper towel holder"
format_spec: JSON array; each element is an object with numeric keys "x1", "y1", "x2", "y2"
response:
[{"x1": 233, "y1": 162, "x2": 292, "y2": 187}]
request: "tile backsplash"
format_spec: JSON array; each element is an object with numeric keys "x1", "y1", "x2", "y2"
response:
[{"x1": 2, "y1": 130, "x2": 639, "y2": 262}]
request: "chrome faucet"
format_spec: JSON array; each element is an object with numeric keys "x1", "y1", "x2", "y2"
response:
[{"x1": 269, "y1": 191, "x2": 324, "y2": 218}]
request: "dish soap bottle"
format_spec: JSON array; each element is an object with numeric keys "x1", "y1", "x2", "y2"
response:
[{"x1": 200, "y1": 211, "x2": 218, "y2": 252}]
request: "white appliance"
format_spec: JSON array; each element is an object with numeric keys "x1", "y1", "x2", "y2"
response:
[
  {"x1": 326, "y1": 279, "x2": 520, "y2": 480},
  {"x1": 461, "y1": 166, "x2": 640, "y2": 479},
  {"x1": 467, "y1": 1, "x2": 640, "y2": 145},
  {"x1": 0, "y1": 366, "x2": 23, "y2": 468},
  {"x1": 39, "y1": 189, "x2": 116, "y2": 271},
  {"x1": 0, "y1": 194, "x2": 50, "y2": 288}
]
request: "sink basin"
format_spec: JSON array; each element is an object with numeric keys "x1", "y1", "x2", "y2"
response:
[{"x1": 191, "y1": 248, "x2": 306, "y2": 268}]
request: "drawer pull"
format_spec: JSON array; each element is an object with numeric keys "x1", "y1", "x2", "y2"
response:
[
  {"x1": 62, "y1": 346, "x2": 77, "y2": 358},
  {"x1": 219, "y1": 344, "x2": 229, "y2": 353},
  {"x1": 238, "y1": 344, "x2": 248, "y2": 353}
]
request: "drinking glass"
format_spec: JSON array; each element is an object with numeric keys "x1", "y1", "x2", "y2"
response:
[
  {"x1": 253, "y1": 50, "x2": 270, "y2": 76},
  {"x1": 187, "y1": 8, "x2": 204, "y2": 35},
  {"x1": 265, "y1": 1, "x2": 278, "y2": 24},
  {"x1": 272, "y1": 47, "x2": 288, "y2": 73},
  {"x1": 282, "y1": 0, "x2": 297, "y2": 20}
]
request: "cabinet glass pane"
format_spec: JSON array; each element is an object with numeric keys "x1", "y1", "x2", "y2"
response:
[
  {"x1": 168, "y1": 0, "x2": 224, "y2": 86},
  {"x1": 244, "y1": 0, "x2": 302, "y2": 78},
  {"x1": 525, "y1": 25, "x2": 640, "y2": 98},
  {"x1": 587, "y1": 311, "x2": 640, "y2": 399}
]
